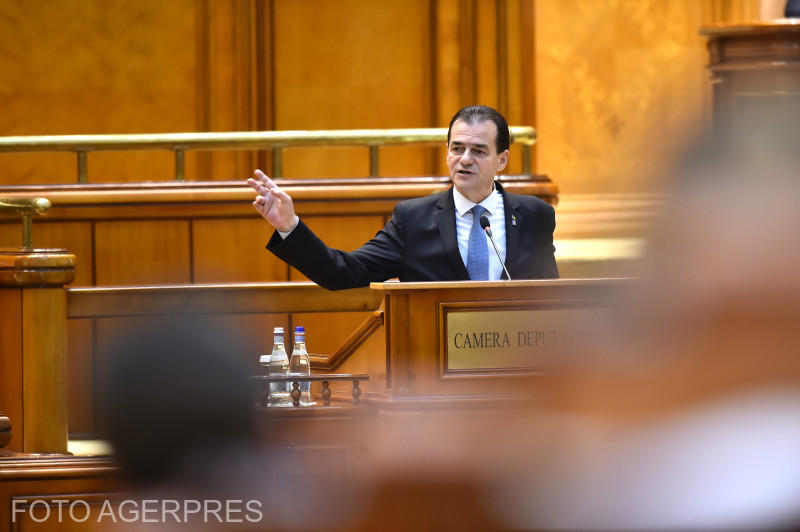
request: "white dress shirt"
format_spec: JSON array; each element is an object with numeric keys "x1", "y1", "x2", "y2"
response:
[{"x1": 453, "y1": 185, "x2": 506, "y2": 280}]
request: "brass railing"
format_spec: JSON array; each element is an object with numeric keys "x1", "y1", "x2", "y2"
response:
[
  {"x1": 0, "y1": 197, "x2": 51, "y2": 248},
  {"x1": 0, "y1": 127, "x2": 537, "y2": 183}
]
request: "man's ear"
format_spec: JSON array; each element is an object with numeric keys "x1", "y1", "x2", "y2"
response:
[{"x1": 496, "y1": 149, "x2": 509, "y2": 172}]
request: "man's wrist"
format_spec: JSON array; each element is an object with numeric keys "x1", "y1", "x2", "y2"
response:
[{"x1": 277, "y1": 216, "x2": 299, "y2": 239}]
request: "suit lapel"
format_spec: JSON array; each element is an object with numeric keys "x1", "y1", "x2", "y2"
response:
[
  {"x1": 436, "y1": 187, "x2": 470, "y2": 280},
  {"x1": 499, "y1": 183, "x2": 520, "y2": 278}
]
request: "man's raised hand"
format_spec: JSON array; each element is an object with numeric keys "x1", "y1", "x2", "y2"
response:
[{"x1": 246, "y1": 169, "x2": 299, "y2": 233}]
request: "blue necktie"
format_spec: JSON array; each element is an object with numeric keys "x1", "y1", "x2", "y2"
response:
[{"x1": 466, "y1": 205, "x2": 488, "y2": 280}]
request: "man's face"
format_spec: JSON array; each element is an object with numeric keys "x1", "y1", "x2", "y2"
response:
[{"x1": 447, "y1": 118, "x2": 509, "y2": 203}]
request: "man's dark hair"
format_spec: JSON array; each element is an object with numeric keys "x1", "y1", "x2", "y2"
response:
[{"x1": 447, "y1": 105, "x2": 510, "y2": 154}]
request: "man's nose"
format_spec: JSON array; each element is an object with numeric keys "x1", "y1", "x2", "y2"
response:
[{"x1": 459, "y1": 148, "x2": 474, "y2": 164}]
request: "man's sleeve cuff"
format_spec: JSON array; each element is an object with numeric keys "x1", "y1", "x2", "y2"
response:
[{"x1": 277, "y1": 218, "x2": 300, "y2": 239}]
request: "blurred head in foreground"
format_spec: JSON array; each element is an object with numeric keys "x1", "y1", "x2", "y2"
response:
[
  {"x1": 486, "y1": 124, "x2": 800, "y2": 529},
  {"x1": 100, "y1": 319, "x2": 258, "y2": 487}
]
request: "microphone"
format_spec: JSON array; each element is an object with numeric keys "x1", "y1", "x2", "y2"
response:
[{"x1": 479, "y1": 215, "x2": 511, "y2": 280}]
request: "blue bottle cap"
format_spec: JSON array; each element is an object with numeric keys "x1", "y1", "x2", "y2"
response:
[{"x1": 294, "y1": 326, "x2": 305, "y2": 333}]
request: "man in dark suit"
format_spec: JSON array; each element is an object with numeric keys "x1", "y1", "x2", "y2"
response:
[{"x1": 246, "y1": 105, "x2": 558, "y2": 290}]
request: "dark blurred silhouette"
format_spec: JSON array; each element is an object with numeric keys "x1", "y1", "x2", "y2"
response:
[{"x1": 100, "y1": 319, "x2": 259, "y2": 487}]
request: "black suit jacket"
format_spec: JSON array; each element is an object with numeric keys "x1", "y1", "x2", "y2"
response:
[{"x1": 267, "y1": 183, "x2": 558, "y2": 290}]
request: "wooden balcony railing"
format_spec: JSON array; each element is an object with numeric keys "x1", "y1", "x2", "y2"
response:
[{"x1": 66, "y1": 282, "x2": 382, "y2": 318}]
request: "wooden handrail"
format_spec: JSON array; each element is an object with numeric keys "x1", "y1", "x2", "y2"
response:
[
  {"x1": 0, "y1": 126, "x2": 537, "y2": 182},
  {"x1": 0, "y1": 175, "x2": 556, "y2": 210},
  {"x1": 311, "y1": 306, "x2": 384, "y2": 371},
  {"x1": 0, "y1": 457, "x2": 117, "y2": 478},
  {"x1": 66, "y1": 282, "x2": 383, "y2": 318}
]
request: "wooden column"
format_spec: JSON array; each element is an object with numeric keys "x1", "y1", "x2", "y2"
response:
[
  {"x1": 0, "y1": 249, "x2": 75, "y2": 454},
  {"x1": 701, "y1": 22, "x2": 800, "y2": 137}
]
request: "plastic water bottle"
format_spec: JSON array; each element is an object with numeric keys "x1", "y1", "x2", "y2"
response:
[
  {"x1": 289, "y1": 326, "x2": 313, "y2": 406},
  {"x1": 268, "y1": 327, "x2": 291, "y2": 407}
]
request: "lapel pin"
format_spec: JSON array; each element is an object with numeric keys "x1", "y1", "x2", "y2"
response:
[{"x1": 511, "y1": 214, "x2": 517, "y2": 226}]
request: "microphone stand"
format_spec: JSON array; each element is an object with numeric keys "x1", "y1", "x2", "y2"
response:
[{"x1": 480, "y1": 216, "x2": 512, "y2": 280}]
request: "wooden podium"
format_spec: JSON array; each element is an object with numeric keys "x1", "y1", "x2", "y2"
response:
[{"x1": 364, "y1": 279, "x2": 630, "y2": 402}]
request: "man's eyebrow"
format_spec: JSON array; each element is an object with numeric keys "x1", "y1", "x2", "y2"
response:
[{"x1": 450, "y1": 140, "x2": 490, "y2": 149}]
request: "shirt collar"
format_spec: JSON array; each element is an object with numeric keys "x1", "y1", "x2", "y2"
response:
[{"x1": 453, "y1": 184, "x2": 499, "y2": 217}]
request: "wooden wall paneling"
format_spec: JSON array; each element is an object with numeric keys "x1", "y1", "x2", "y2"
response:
[
  {"x1": 0, "y1": 0, "x2": 77, "y2": 185},
  {"x1": 475, "y1": 0, "x2": 499, "y2": 108},
  {"x1": 26, "y1": 222, "x2": 94, "y2": 286},
  {"x1": 213, "y1": 313, "x2": 291, "y2": 375},
  {"x1": 474, "y1": 0, "x2": 526, "y2": 176},
  {"x1": 292, "y1": 310, "x2": 372, "y2": 371},
  {"x1": 283, "y1": 147, "x2": 370, "y2": 180},
  {"x1": 331, "y1": 324, "x2": 388, "y2": 396},
  {"x1": 191, "y1": 0, "x2": 248, "y2": 181},
  {"x1": 260, "y1": 0, "x2": 276, "y2": 173},
  {"x1": 0, "y1": 221, "x2": 22, "y2": 248},
  {"x1": 272, "y1": 0, "x2": 434, "y2": 178},
  {"x1": 518, "y1": 0, "x2": 537, "y2": 173},
  {"x1": 435, "y1": 0, "x2": 464, "y2": 131},
  {"x1": 497, "y1": 0, "x2": 511, "y2": 117},
  {"x1": 248, "y1": 0, "x2": 274, "y2": 177},
  {"x1": 192, "y1": 217, "x2": 289, "y2": 282},
  {"x1": 0, "y1": 154, "x2": 77, "y2": 186},
  {"x1": 0, "y1": 289, "x2": 23, "y2": 452},
  {"x1": 88, "y1": 151, "x2": 177, "y2": 184},
  {"x1": 66, "y1": 319, "x2": 95, "y2": 437},
  {"x1": 503, "y1": 0, "x2": 526, "y2": 175},
  {"x1": 425, "y1": 0, "x2": 442, "y2": 176},
  {"x1": 193, "y1": 0, "x2": 274, "y2": 181},
  {"x1": 533, "y1": 0, "x2": 713, "y2": 194},
  {"x1": 457, "y1": 0, "x2": 478, "y2": 105},
  {"x1": 193, "y1": 0, "x2": 213, "y2": 180},
  {"x1": 94, "y1": 220, "x2": 191, "y2": 285},
  {"x1": 706, "y1": 0, "x2": 761, "y2": 21},
  {"x1": 373, "y1": 145, "x2": 438, "y2": 179},
  {"x1": 0, "y1": 0, "x2": 201, "y2": 185}
]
